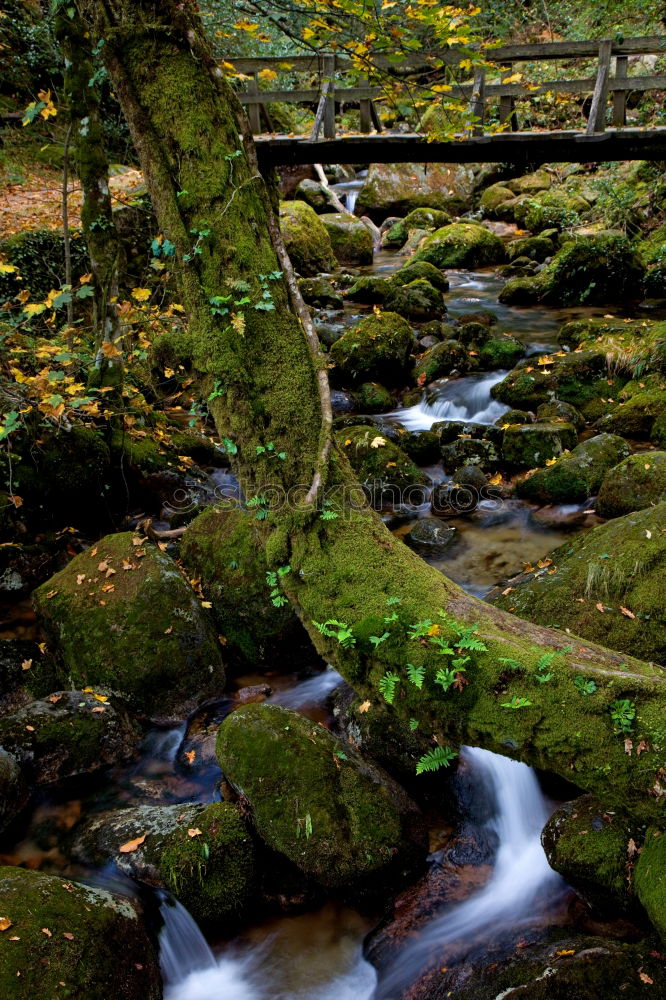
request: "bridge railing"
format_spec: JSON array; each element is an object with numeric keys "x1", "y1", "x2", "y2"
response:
[{"x1": 229, "y1": 35, "x2": 666, "y2": 139}]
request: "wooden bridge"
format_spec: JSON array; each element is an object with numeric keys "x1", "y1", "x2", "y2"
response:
[{"x1": 230, "y1": 35, "x2": 666, "y2": 167}]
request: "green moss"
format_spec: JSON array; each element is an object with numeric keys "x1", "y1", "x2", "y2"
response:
[
  {"x1": 597, "y1": 452, "x2": 666, "y2": 518},
  {"x1": 506, "y1": 170, "x2": 553, "y2": 195},
  {"x1": 33, "y1": 532, "x2": 225, "y2": 716},
  {"x1": 540, "y1": 233, "x2": 645, "y2": 306},
  {"x1": 598, "y1": 390, "x2": 666, "y2": 440},
  {"x1": 477, "y1": 335, "x2": 525, "y2": 370},
  {"x1": 517, "y1": 434, "x2": 630, "y2": 503},
  {"x1": 413, "y1": 340, "x2": 471, "y2": 382},
  {"x1": 319, "y1": 212, "x2": 373, "y2": 266},
  {"x1": 385, "y1": 278, "x2": 446, "y2": 322},
  {"x1": 336, "y1": 425, "x2": 428, "y2": 498},
  {"x1": 0, "y1": 867, "x2": 161, "y2": 999},
  {"x1": 634, "y1": 826, "x2": 666, "y2": 945},
  {"x1": 479, "y1": 183, "x2": 516, "y2": 216},
  {"x1": 297, "y1": 276, "x2": 343, "y2": 309},
  {"x1": 279, "y1": 201, "x2": 337, "y2": 275},
  {"x1": 400, "y1": 430, "x2": 440, "y2": 465},
  {"x1": 391, "y1": 260, "x2": 449, "y2": 292},
  {"x1": 216, "y1": 702, "x2": 426, "y2": 889},
  {"x1": 507, "y1": 234, "x2": 555, "y2": 262},
  {"x1": 353, "y1": 382, "x2": 395, "y2": 413},
  {"x1": 382, "y1": 207, "x2": 451, "y2": 248},
  {"x1": 329, "y1": 312, "x2": 414, "y2": 386},
  {"x1": 502, "y1": 422, "x2": 578, "y2": 469},
  {"x1": 345, "y1": 275, "x2": 389, "y2": 304},
  {"x1": 109, "y1": 428, "x2": 171, "y2": 473},
  {"x1": 180, "y1": 507, "x2": 299, "y2": 661},
  {"x1": 414, "y1": 222, "x2": 506, "y2": 269},
  {"x1": 514, "y1": 188, "x2": 589, "y2": 232}
]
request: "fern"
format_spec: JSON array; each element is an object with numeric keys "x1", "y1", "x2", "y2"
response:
[
  {"x1": 406, "y1": 663, "x2": 425, "y2": 689},
  {"x1": 535, "y1": 651, "x2": 556, "y2": 673},
  {"x1": 416, "y1": 746, "x2": 458, "y2": 775},
  {"x1": 435, "y1": 667, "x2": 457, "y2": 692},
  {"x1": 369, "y1": 632, "x2": 390, "y2": 647},
  {"x1": 379, "y1": 671, "x2": 400, "y2": 705},
  {"x1": 499, "y1": 657, "x2": 521, "y2": 670}
]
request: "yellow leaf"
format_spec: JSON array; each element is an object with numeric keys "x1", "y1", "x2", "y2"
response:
[
  {"x1": 258, "y1": 69, "x2": 278, "y2": 81},
  {"x1": 370, "y1": 436, "x2": 386, "y2": 448},
  {"x1": 23, "y1": 302, "x2": 47, "y2": 317},
  {"x1": 545, "y1": 457, "x2": 557, "y2": 466},
  {"x1": 184, "y1": 749, "x2": 196, "y2": 764},
  {"x1": 201, "y1": 600, "x2": 212, "y2": 609},
  {"x1": 101, "y1": 340, "x2": 122, "y2": 358},
  {"x1": 131, "y1": 288, "x2": 152, "y2": 302},
  {"x1": 118, "y1": 834, "x2": 147, "y2": 853},
  {"x1": 502, "y1": 72, "x2": 523, "y2": 84},
  {"x1": 93, "y1": 693, "x2": 108, "y2": 703},
  {"x1": 0, "y1": 262, "x2": 18, "y2": 275},
  {"x1": 41, "y1": 927, "x2": 52, "y2": 937},
  {"x1": 488, "y1": 472, "x2": 502, "y2": 485},
  {"x1": 358, "y1": 700, "x2": 371, "y2": 713},
  {"x1": 0, "y1": 918, "x2": 12, "y2": 932},
  {"x1": 21, "y1": 659, "x2": 32, "y2": 671},
  {"x1": 187, "y1": 828, "x2": 203, "y2": 838}
]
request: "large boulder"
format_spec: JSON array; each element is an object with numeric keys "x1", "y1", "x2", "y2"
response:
[
  {"x1": 382, "y1": 208, "x2": 451, "y2": 249},
  {"x1": 634, "y1": 826, "x2": 666, "y2": 945},
  {"x1": 541, "y1": 794, "x2": 640, "y2": 914},
  {"x1": 385, "y1": 278, "x2": 446, "y2": 322},
  {"x1": 0, "y1": 867, "x2": 161, "y2": 999},
  {"x1": 293, "y1": 178, "x2": 339, "y2": 213},
  {"x1": 320, "y1": 212, "x2": 374, "y2": 266},
  {"x1": 279, "y1": 200, "x2": 337, "y2": 275},
  {"x1": 336, "y1": 425, "x2": 428, "y2": 506},
  {"x1": 329, "y1": 312, "x2": 414, "y2": 386},
  {"x1": 597, "y1": 389, "x2": 666, "y2": 441},
  {"x1": 72, "y1": 802, "x2": 256, "y2": 930},
  {"x1": 491, "y1": 350, "x2": 625, "y2": 417},
  {"x1": 517, "y1": 434, "x2": 631, "y2": 503},
  {"x1": 180, "y1": 508, "x2": 300, "y2": 661},
  {"x1": 505, "y1": 169, "x2": 552, "y2": 195},
  {"x1": 356, "y1": 162, "x2": 475, "y2": 221},
  {"x1": 597, "y1": 452, "x2": 666, "y2": 519},
  {"x1": 413, "y1": 223, "x2": 506, "y2": 270},
  {"x1": 502, "y1": 422, "x2": 578, "y2": 469},
  {"x1": 0, "y1": 690, "x2": 138, "y2": 786},
  {"x1": 479, "y1": 182, "x2": 519, "y2": 217},
  {"x1": 413, "y1": 340, "x2": 471, "y2": 383},
  {"x1": 33, "y1": 533, "x2": 225, "y2": 718},
  {"x1": 216, "y1": 702, "x2": 428, "y2": 891},
  {"x1": 515, "y1": 188, "x2": 590, "y2": 231},
  {"x1": 490, "y1": 503, "x2": 666, "y2": 664},
  {"x1": 0, "y1": 749, "x2": 28, "y2": 833}
]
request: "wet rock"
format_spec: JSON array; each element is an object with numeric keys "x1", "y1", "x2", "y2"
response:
[
  {"x1": 541, "y1": 794, "x2": 640, "y2": 915},
  {"x1": 317, "y1": 322, "x2": 346, "y2": 348},
  {"x1": 440, "y1": 436, "x2": 500, "y2": 473},
  {"x1": 414, "y1": 222, "x2": 506, "y2": 269},
  {"x1": 634, "y1": 826, "x2": 666, "y2": 945},
  {"x1": 216, "y1": 702, "x2": 428, "y2": 892},
  {"x1": 496, "y1": 409, "x2": 533, "y2": 426},
  {"x1": 407, "y1": 518, "x2": 457, "y2": 551},
  {"x1": 236, "y1": 684, "x2": 272, "y2": 705},
  {"x1": 0, "y1": 690, "x2": 139, "y2": 786},
  {"x1": 336, "y1": 426, "x2": 428, "y2": 507},
  {"x1": 0, "y1": 748, "x2": 29, "y2": 833},
  {"x1": 293, "y1": 178, "x2": 339, "y2": 213},
  {"x1": 180, "y1": 509, "x2": 301, "y2": 663},
  {"x1": 353, "y1": 382, "x2": 395, "y2": 414},
  {"x1": 72, "y1": 802, "x2": 256, "y2": 930},
  {"x1": 385, "y1": 278, "x2": 446, "y2": 322},
  {"x1": 507, "y1": 234, "x2": 555, "y2": 261},
  {"x1": 0, "y1": 639, "x2": 43, "y2": 712},
  {"x1": 320, "y1": 212, "x2": 374, "y2": 266},
  {"x1": 479, "y1": 182, "x2": 516, "y2": 217},
  {"x1": 330, "y1": 389, "x2": 355, "y2": 414},
  {"x1": 597, "y1": 389, "x2": 666, "y2": 441},
  {"x1": 382, "y1": 208, "x2": 452, "y2": 248},
  {"x1": 506, "y1": 169, "x2": 553, "y2": 195},
  {"x1": 392, "y1": 260, "x2": 450, "y2": 293},
  {"x1": 414, "y1": 340, "x2": 471, "y2": 383},
  {"x1": 490, "y1": 503, "x2": 666, "y2": 664},
  {"x1": 401, "y1": 430, "x2": 441, "y2": 465},
  {"x1": 597, "y1": 451, "x2": 666, "y2": 518},
  {"x1": 492, "y1": 351, "x2": 618, "y2": 414},
  {"x1": 33, "y1": 533, "x2": 226, "y2": 718},
  {"x1": 477, "y1": 335, "x2": 525, "y2": 371},
  {"x1": 537, "y1": 399, "x2": 585, "y2": 430},
  {"x1": 356, "y1": 162, "x2": 475, "y2": 221},
  {"x1": 329, "y1": 312, "x2": 414, "y2": 386},
  {"x1": 455, "y1": 321, "x2": 493, "y2": 347},
  {"x1": 516, "y1": 433, "x2": 630, "y2": 503},
  {"x1": 297, "y1": 276, "x2": 343, "y2": 309},
  {"x1": 279, "y1": 201, "x2": 337, "y2": 275},
  {"x1": 0, "y1": 866, "x2": 161, "y2": 1000}
]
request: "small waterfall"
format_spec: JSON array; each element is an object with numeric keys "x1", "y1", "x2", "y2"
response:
[
  {"x1": 376, "y1": 747, "x2": 564, "y2": 996},
  {"x1": 392, "y1": 370, "x2": 509, "y2": 431},
  {"x1": 331, "y1": 180, "x2": 364, "y2": 214},
  {"x1": 159, "y1": 895, "x2": 217, "y2": 986},
  {"x1": 269, "y1": 667, "x2": 343, "y2": 708}
]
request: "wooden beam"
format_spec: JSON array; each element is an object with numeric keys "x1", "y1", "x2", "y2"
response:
[
  {"x1": 587, "y1": 39, "x2": 613, "y2": 134},
  {"x1": 323, "y1": 54, "x2": 336, "y2": 140},
  {"x1": 613, "y1": 55, "x2": 628, "y2": 126},
  {"x1": 246, "y1": 74, "x2": 261, "y2": 135},
  {"x1": 255, "y1": 127, "x2": 666, "y2": 168},
  {"x1": 469, "y1": 67, "x2": 486, "y2": 136}
]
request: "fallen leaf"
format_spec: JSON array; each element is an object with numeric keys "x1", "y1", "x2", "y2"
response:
[
  {"x1": 41, "y1": 927, "x2": 52, "y2": 937},
  {"x1": 488, "y1": 472, "x2": 502, "y2": 485},
  {"x1": 76, "y1": 574, "x2": 86, "y2": 586},
  {"x1": 62, "y1": 933, "x2": 74, "y2": 941},
  {"x1": 502, "y1": 586, "x2": 514, "y2": 596},
  {"x1": 47, "y1": 694, "x2": 62, "y2": 704},
  {"x1": 645, "y1": 463, "x2": 651, "y2": 470},
  {"x1": 200, "y1": 601, "x2": 212, "y2": 609},
  {"x1": 370, "y1": 436, "x2": 386, "y2": 448},
  {"x1": 91, "y1": 706, "x2": 106, "y2": 714},
  {"x1": 132, "y1": 536, "x2": 143, "y2": 546},
  {"x1": 595, "y1": 602, "x2": 605, "y2": 613},
  {"x1": 358, "y1": 700, "x2": 371, "y2": 713},
  {"x1": 101, "y1": 583, "x2": 115, "y2": 593},
  {"x1": 25, "y1": 725, "x2": 35, "y2": 732},
  {"x1": 619, "y1": 606, "x2": 636, "y2": 619},
  {"x1": 118, "y1": 834, "x2": 147, "y2": 853},
  {"x1": 164, "y1": 626, "x2": 173, "y2": 635},
  {"x1": 537, "y1": 558, "x2": 552, "y2": 569},
  {"x1": 556, "y1": 949, "x2": 575, "y2": 956},
  {"x1": 93, "y1": 694, "x2": 108, "y2": 703},
  {"x1": 636, "y1": 740, "x2": 649, "y2": 756},
  {"x1": 21, "y1": 659, "x2": 32, "y2": 671},
  {"x1": 625, "y1": 738, "x2": 633, "y2": 755},
  {"x1": 98, "y1": 561, "x2": 108, "y2": 572},
  {"x1": 639, "y1": 973, "x2": 654, "y2": 985},
  {"x1": 646, "y1": 529, "x2": 652, "y2": 539},
  {"x1": 105, "y1": 567, "x2": 116, "y2": 578},
  {"x1": 0, "y1": 918, "x2": 12, "y2": 932},
  {"x1": 184, "y1": 749, "x2": 196, "y2": 764},
  {"x1": 45, "y1": 590, "x2": 58, "y2": 599},
  {"x1": 187, "y1": 828, "x2": 202, "y2": 838},
  {"x1": 627, "y1": 838, "x2": 638, "y2": 858},
  {"x1": 545, "y1": 457, "x2": 557, "y2": 466}
]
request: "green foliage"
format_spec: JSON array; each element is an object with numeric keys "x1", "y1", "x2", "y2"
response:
[
  {"x1": 574, "y1": 676, "x2": 598, "y2": 696},
  {"x1": 415, "y1": 745, "x2": 458, "y2": 775},
  {"x1": 610, "y1": 698, "x2": 636, "y2": 734},
  {"x1": 312, "y1": 619, "x2": 356, "y2": 648},
  {"x1": 378, "y1": 671, "x2": 400, "y2": 705},
  {"x1": 501, "y1": 696, "x2": 533, "y2": 710},
  {"x1": 406, "y1": 663, "x2": 425, "y2": 689}
]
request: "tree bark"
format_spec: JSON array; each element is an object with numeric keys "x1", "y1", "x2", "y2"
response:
[
  {"x1": 77, "y1": 0, "x2": 666, "y2": 824},
  {"x1": 56, "y1": 5, "x2": 123, "y2": 388}
]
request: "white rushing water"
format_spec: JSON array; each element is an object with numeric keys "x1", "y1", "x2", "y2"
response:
[
  {"x1": 160, "y1": 896, "x2": 376, "y2": 1000},
  {"x1": 269, "y1": 667, "x2": 343, "y2": 708},
  {"x1": 392, "y1": 371, "x2": 509, "y2": 431},
  {"x1": 331, "y1": 179, "x2": 364, "y2": 214},
  {"x1": 376, "y1": 746, "x2": 564, "y2": 996}
]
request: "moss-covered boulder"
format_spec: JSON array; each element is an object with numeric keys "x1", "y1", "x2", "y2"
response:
[
  {"x1": 477, "y1": 335, "x2": 525, "y2": 370},
  {"x1": 406, "y1": 518, "x2": 456, "y2": 551},
  {"x1": 536, "y1": 399, "x2": 585, "y2": 430},
  {"x1": 391, "y1": 260, "x2": 450, "y2": 292},
  {"x1": 517, "y1": 434, "x2": 631, "y2": 503},
  {"x1": 0, "y1": 691, "x2": 138, "y2": 786},
  {"x1": 345, "y1": 274, "x2": 389, "y2": 303},
  {"x1": 33, "y1": 533, "x2": 225, "y2": 718},
  {"x1": 382, "y1": 208, "x2": 451, "y2": 248},
  {"x1": 413, "y1": 340, "x2": 471, "y2": 383},
  {"x1": 0, "y1": 749, "x2": 28, "y2": 834},
  {"x1": 597, "y1": 390, "x2": 666, "y2": 441},
  {"x1": 634, "y1": 826, "x2": 666, "y2": 945},
  {"x1": 346, "y1": 262, "x2": 449, "y2": 305},
  {"x1": 293, "y1": 178, "x2": 339, "y2": 213},
  {"x1": 498, "y1": 275, "x2": 542, "y2": 305},
  {"x1": 353, "y1": 382, "x2": 395, "y2": 413},
  {"x1": 479, "y1": 182, "x2": 516, "y2": 217},
  {"x1": 516, "y1": 188, "x2": 590, "y2": 232},
  {"x1": 279, "y1": 201, "x2": 337, "y2": 275},
  {"x1": 492, "y1": 350, "x2": 622, "y2": 415},
  {"x1": 216, "y1": 702, "x2": 427, "y2": 891},
  {"x1": 539, "y1": 233, "x2": 645, "y2": 306},
  {"x1": 597, "y1": 452, "x2": 666, "y2": 519},
  {"x1": 507, "y1": 235, "x2": 554, "y2": 262},
  {"x1": 490, "y1": 503, "x2": 666, "y2": 664},
  {"x1": 320, "y1": 212, "x2": 373, "y2": 266},
  {"x1": 297, "y1": 276, "x2": 343, "y2": 309},
  {"x1": 414, "y1": 223, "x2": 506, "y2": 269},
  {"x1": 180, "y1": 507, "x2": 299, "y2": 662},
  {"x1": 541, "y1": 794, "x2": 639, "y2": 914},
  {"x1": 400, "y1": 429, "x2": 441, "y2": 465},
  {"x1": 440, "y1": 436, "x2": 500, "y2": 473},
  {"x1": 329, "y1": 312, "x2": 414, "y2": 386},
  {"x1": 73, "y1": 802, "x2": 255, "y2": 930},
  {"x1": 502, "y1": 422, "x2": 578, "y2": 469},
  {"x1": 337, "y1": 426, "x2": 428, "y2": 505},
  {"x1": 385, "y1": 278, "x2": 446, "y2": 321},
  {"x1": 506, "y1": 169, "x2": 552, "y2": 195},
  {"x1": 0, "y1": 867, "x2": 161, "y2": 999},
  {"x1": 356, "y1": 162, "x2": 475, "y2": 220}
]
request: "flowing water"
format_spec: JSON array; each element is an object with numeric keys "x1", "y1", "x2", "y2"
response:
[
  {"x1": 331, "y1": 179, "x2": 365, "y2": 214},
  {"x1": 393, "y1": 370, "x2": 509, "y2": 431}
]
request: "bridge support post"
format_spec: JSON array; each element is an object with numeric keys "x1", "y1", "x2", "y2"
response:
[
  {"x1": 499, "y1": 63, "x2": 518, "y2": 131},
  {"x1": 613, "y1": 55, "x2": 628, "y2": 126},
  {"x1": 587, "y1": 39, "x2": 612, "y2": 134},
  {"x1": 359, "y1": 78, "x2": 372, "y2": 133},
  {"x1": 469, "y1": 67, "x2": 486, "y2": 136},
  {"x1": 247, "y1": 73, "x2": 261, "y2": 135},
  {"x1": 323, "y1": 54, "x2": 336, "y2": 139}
]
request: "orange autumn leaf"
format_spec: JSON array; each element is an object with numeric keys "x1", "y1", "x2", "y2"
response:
[{"x1": 118, "y1": 834, "x2": 147, "y2": 853}]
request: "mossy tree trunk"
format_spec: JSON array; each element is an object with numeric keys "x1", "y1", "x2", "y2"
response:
[
  {"x1": 55, "y1": 5, "x2": 123, "y2": 388},
  {"x1": 78, "y1": 0, "x2": 666, "y2": 824}
]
